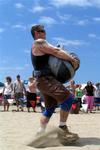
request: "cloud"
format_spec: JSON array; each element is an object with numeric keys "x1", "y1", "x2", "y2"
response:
[
  {"x1": 88, "y1": 33, "x2": 100, "y2": 39},
  {"x1": 24, "y1": 64, "x2": 30, "y2": 67},
  {"x1": 50, "y1": 0, "x2": 92, "y2": 7},
  {"x1": 14, "y1": 3, "x2": 24, "y2": 9},
  {"x1": 91, "y1": 0, "x2": 100, "y2": 8},
  {"x1": 0, "y1": 28, "x2": 5, "y2": 33},
  {"x1": 0, "y1": 60, "x2": 7, "y2": 64},
  {"x1": 52, "y1": 37, "x2": 87, "y2": 46},
  {"x1": 39, "y1": 16, "x2": 57, "y2": 25},
  {"x1": 12, "y1": 24, "x2": 26, "y2": 30},
  {"x1": 56, "y1": 12, "x2": 89, "y2": 26},
  {"x1": 0, "y1": 66, "x2": 27, "y2": 71},
  {"x1": 0, "y1": 67, "x2": 23, "y2": 71},
  {"x1": 50, "y1": 0, "x2": 100, "y2": 8},
  {"x1": 93, "y1": 17, "x2": 100, "y2": 22},
  {"x1": 74, "y1": 19, "x2": 89, "y2": 26},
  {"x1": 30, "y1": 5, "x2": 45, "y2": 13},
  {"x1": 57, "y1": 12, "x2": 72, "y2": 23},
  {"x1": 88, "y1": 33, "x2": 96, "y2": 38}
]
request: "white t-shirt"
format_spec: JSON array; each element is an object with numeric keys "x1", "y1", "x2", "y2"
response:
[
  {"x1": 4, "y1": 82, "x2": 13, "y2": 95},
  {"x1": 14, "y1": 80, "x2": 25, "y2": 93}
]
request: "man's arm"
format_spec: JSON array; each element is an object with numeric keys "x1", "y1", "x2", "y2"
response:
[{"x1": 33, "y1": 39, "x2": 78, "y2": 69}]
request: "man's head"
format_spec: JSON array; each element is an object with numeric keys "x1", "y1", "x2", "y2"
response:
[
  {"x1": 16, "y1": 75, "x2": 20, "y2": 81},
  {"x1": 31, "y1": 24, "x2": 46, "y2": 39},
  {"x1": 87, "y1": 81, "x2": 92, "y2": 86},
  {"x1": 6, "y1": 76, "x2": 12, "y2": 83}
]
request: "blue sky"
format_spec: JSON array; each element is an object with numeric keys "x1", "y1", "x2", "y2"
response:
[{"x1": 0, "y1": 0, "x2": 100, "y2": 84}]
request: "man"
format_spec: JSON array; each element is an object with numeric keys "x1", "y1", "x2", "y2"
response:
[
  {"x1": 14, "y1": 75, "x2": 26, "y2": 111},
  {"x1": 31, "y1": 24, "x2": 79, "y2": 140},
  {"x1": 26, "y1": 76, "x2": 37, "y2": 112}
]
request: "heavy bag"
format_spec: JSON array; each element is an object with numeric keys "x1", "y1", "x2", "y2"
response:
[
  {"x1": 70, "y1": 52, "x2": 80, "y2": 71},
  {"x1": 48, "y1": 53, "x2": 80, "y2": 83}
]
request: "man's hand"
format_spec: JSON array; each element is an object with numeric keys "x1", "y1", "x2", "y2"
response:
[{"x1": 71, "y1": 58, "x2": 79, "y2": 70}]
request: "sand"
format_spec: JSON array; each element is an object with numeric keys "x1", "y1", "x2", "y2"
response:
[{"x1": 0, "y1": 106, "x2": 100, "y2": 150}]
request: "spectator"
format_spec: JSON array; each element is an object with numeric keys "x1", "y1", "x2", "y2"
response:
[
  {"x1": 83, "y1": 81, "x2": 95, "y2": 113},
  {"x1": 94, "y1": 82, "x2": 100, "y2": 110},
  {"x1": 26, "y1": 76, "x2": 37, "y2": 112},
  {"x1": 2, "y1": 76, "x2": 13, "y2": 111},
  {"x1": 14, "y1": 75, "x2": 26, "y2": 111},
  {"x1": 75, "y1": 84, "x2": 83, "y2": 110},
  {"x1": 66, "y1": 80, "x2": 76, "y2": 96}
]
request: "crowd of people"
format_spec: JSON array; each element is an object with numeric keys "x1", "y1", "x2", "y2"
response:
[
  {"x1": 66, "y1": 80, "x2": 100, "y2": 114},
  {"x1": 0, "y1": 75, "x2": 40, "y2": 112},
  {"x1": 0, "y1": 74, "x2": 100, "y2": 114}
]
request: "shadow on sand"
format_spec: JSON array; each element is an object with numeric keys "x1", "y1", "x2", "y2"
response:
[
  {"x1": 28, "y1": 136, "x2": 100, "y2": 148},
  {"x1": 75, "y1": 137, "x2": 100, "y2": 146}
]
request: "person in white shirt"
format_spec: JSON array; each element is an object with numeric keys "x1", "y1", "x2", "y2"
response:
[
  {"x1": 14, "y1": 75, "x2": 26, "y2": 111},
  {"x1": 2, "y1": 76, "x2": 13, "y2": 111}
]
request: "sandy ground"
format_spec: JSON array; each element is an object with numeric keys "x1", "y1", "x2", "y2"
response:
[{"x1": 0, "y1": 105, "x2": 100, "y2": 150}]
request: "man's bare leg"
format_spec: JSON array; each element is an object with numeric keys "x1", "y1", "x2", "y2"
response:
[{"x1": 60, "y1": 109, "x2": 69, "y2": 123}]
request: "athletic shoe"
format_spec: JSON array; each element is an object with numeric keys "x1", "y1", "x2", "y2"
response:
[{"x1": 58, "y1": 125, "x2": 79, "y2": 144}]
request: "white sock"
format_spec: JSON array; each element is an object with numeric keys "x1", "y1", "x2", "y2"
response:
[
  {"x1": 59, "y1": 122, "x2": 66, "y2": 126},
  {"x1": 37, "y1": 123, "x2": 47, "y2": 134}
]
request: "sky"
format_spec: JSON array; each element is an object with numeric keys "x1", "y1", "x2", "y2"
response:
[{"x1": 0, "y1": 0, "x2": 100, "y2": 84}]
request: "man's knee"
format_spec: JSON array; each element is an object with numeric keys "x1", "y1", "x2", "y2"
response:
[{"x1": 43, "y1": 107, "x2": 55, "y2": 118}]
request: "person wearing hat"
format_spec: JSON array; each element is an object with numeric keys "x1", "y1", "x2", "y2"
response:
[
  {"x1": 26, "y1": 76, "x2": 37, "y2": 112},
  {"x1": 31, "y1": 24, "x2": 79, "y2": 142}
]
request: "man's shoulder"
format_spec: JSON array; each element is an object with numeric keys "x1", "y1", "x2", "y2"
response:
[{"x1": 14, "y1": 80, "x2": 23, "y2": 85}]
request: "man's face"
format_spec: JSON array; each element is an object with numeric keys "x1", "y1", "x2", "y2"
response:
[
  {"x1": 17, "y1": 77, "x2": 20, "y2": 81},
  {"x1": 35, "y1": 30, "x2": 46, "y2": 39}
]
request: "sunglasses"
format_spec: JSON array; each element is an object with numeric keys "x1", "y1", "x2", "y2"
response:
[{"x1": 37, "y1": 30, "x2": 45, "y2": 33}]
